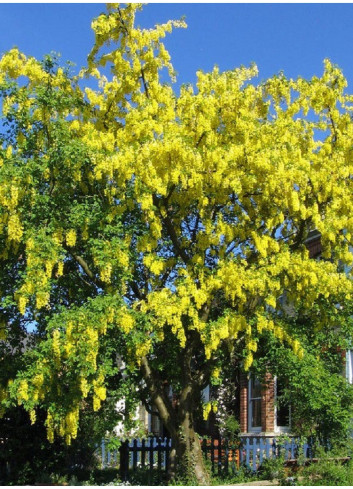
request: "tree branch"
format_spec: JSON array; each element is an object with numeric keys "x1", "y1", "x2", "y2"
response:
[
  {"x1": 153, "y1": 195, "x2": 190, "y2": 265},
  {"x1": 140, "y1": 69, "x2": 149, "y2": 99},
  {"x1": 67, "y1": 250, "x2": 105, "y2": 290},
  {"x1": 140, "y1": 356, "x2": 177, "y2": 438}
]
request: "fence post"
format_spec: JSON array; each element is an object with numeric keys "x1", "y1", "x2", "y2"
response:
[
  {"x1": 157, "y1": 437, "x2": 162, "y2": 471},
  {"x1": 245, "y1": 437, "x2": 251, "y2": 468},
  {"x1": 224, "y1": 438, "x2": 229, "y2": 475},
  {"x1": 119, "y1": 440, "x2": 129, "y2": 482},
  {"x1": 252, "y1": 438, "x2": 257, "y2": 472},
  {"x1": 259, "y1": 438, "x2": 265, "y2": 466},
  {"x1": 291, "y1": 438, "x2": 296, "y2": 460},
  {"x1": 165, "y1": 437, "x2": 171, "y2": 470},
  {"x1": 211, "y1": 438, "x2": 215, "y2": 473},
  {"x1": 308, "y1": 436, "x2": 313, "y2": 459},
  {"x1": 132, "y1": 439, "x2": 138, "y2": 470},
  {"x1": 141, "y1": 438, "x2": 146, "y2": 468},
  {"x1": 101, "y1": 439, "x2": 106, "y2": 469},
  {"x1": 265, "y1": 438, "x2": 271, "y2": 459},
  {"x1": 149, "y1": 437, "x2": 154, "y2": 470},
  {"x1": 218, "y1": 437, "x2": 222, "y2": 476},
  {"x1": 239, "y1": 438, "x2": 244, "y2": 465},
  {"x1": 272, "y1": 438, "x2": 277, "y2": 458}
]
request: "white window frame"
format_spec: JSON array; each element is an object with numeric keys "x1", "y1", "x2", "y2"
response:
[
  {"x1": 346, "y1": 350, "x2": 353, "y2": 384},
  {"x1": 248, "y1": 376, "x2": 262, "y2": 432}
]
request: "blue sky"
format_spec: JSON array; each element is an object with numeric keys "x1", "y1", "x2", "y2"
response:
[{"x1": 1, "y1": 3, "x2": 353, "y2": 89}]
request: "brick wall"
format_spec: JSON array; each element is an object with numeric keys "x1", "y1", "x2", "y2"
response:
[
  {"x1": 239, "y1": 372, "x2": 248, "y2": 433},
  {"x1": 239, "y1": 372, "x2": 275, "y2": 434},
  {"x1": 261, "y1": 374, "x2": 275, "y2": 432}
]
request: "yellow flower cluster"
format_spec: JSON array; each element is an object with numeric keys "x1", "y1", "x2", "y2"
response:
[
  {"x1": 18, "y1": 296, "x2": 27, "y2": 315},
  {"x1": 57, "y1": 262, "x2": 64, "y2": 277},
  {"x1": 46, "y1": 411, "x2": 55, "y2": 443},
  {"x1": 64, "y1": 406, "x2": 80, "y2": 444},
  {"x1": 203, "y1": 402, "x2": 212, "y2": 420},
  {"x1": 143, "y1": 254, "x2": 165, "y2": 275},
  {"x1": 80, "y1": 377, "x2": 89, "y2": 398},
  {"x1": 202, "y1": 401, "x2": 218, "y2": 420},
  {"x1": 100, "y1": 263, "x2": 112, "y2": 283},
  {"x1": 0, "y1": 321, "x2": 5, "y2": 341},
  {"x1": 0, "y1": 385, "x2": 7, "y2": 417},
  {"x1": 14, "y1": 232, "x2": 66, "y2": 314},
  {"x1": 93, "y1": 373, "x2": 106, "y2": 412},
  {"x1": 17, "y1": 379, "x2": 29, "y2": 405},
  {"x1": 118, "y1": 310, "x2": 135, "y2": 334},
  {"x1": 31, "y1": 371, "x2": 45, "y2": 402},
  {"x1": 66, "y1": 229, "x2": 77, "y2": 247},
  {"x1": 211, "y1": 367, "x2": 221, "y2": 379},
  {"x1": 29, "y1": 409, "x2": 36, "y2": 425},
  {"x1": 7, "y1": 214, "x2": 23, "y2": 242},
  {"x1": 36, "y1": 291, "x2": 50, "y2": 310},
  {"x1": 48, "y1": 405, "x2": 80, "y2": 446}
]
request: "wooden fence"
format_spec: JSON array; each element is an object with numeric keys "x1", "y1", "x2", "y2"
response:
[
  {"x1": 238, "y1": 436, "x2": 315, "y2": 473},
  {"x1": 99, "y1": 435, "x2": 316, "y2": 480}
]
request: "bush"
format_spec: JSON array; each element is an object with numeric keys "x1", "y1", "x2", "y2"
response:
[
  {"x1": 210, "y1": 465, "x2": 257, "y2": 486},
  {"x1": 300, "y1": 458, "x2": 353, "y2": 486},
  {"x1": 259, "y1": 456, "x2": 286, "y2": 482}
]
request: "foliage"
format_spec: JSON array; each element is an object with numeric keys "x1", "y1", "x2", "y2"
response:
[
  {"x1": 209, "y1": 465, "x2": 256, "y2": 486},
  {"x1": 259, "y1": 455, "x2": 286, "y2": 483},
  {"x1": 1, "y1": 2, "x2": 353, "y2": 483},
  {"x1": 216, "y1": 413, "x2": 240, "y2": 444},
  {"x1": 299, "y1": 457, "x2": 353, "y2": 486},
  {"x1": 253, "y1": 312, "x2": 353, "y2": 442},
  {"x1": 0, "y1": 390, "x2": 124, "y2": 484}
]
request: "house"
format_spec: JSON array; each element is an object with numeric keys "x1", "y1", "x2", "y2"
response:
[
  {"x1": 114, "y1": 232, "x2": 352, "y2": 439},
  {"x1": 239, "y1": 230, "x2": 353, "y2": 437},
  {"x1": 239, "y1": 232, "x2": 318, "y2": 437},
  {"x1": 239, "y1": 374, "x2": 289, "y2": 436}
]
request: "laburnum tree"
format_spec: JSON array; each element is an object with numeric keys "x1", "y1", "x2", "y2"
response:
[{"x1": 1, "y1": 4, "x2": 353, "y2": 483}]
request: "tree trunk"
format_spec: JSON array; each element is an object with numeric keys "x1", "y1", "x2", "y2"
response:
[
  {"x1": 174, "y1": 419, "x2": 210, "y2": 485},
  {"x1": 167, "y1": 388, "x2": 210, "y2": 484},
  {"x1": 141, "y1": 355, "x2": 210, "y2": 484}
]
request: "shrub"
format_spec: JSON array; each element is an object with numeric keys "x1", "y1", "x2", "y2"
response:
[{"x1": 300, "y1": 458, "x2": 353, "y2": 486}]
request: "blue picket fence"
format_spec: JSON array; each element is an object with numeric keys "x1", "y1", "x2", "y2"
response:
[
  {"x1": 238, "y1": 436, "x2": 314, "y2": 472},
  {"x1": 100, "y1": 437, "x2": 172, "y2": 471},
  {"x1": 99, "y1": 435, "x2": 316, "y2": 475}
]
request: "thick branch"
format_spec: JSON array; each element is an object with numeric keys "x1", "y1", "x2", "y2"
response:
[
  {"x1": 327, "y1": 106, "x2": 338, "y2": 144},
  {"x1": 191, "y1": 213, "x2": 201, "y2": 244},
  {"x1": 153, "y1": 195, "x2": 190, "y2": 265},
  {"x1": 71, "y1": 253, "x2": 95, "y2": 280},
  {"x1": 289, "y1": 219, "x2": 310, "y2": 252},
  {"x1": 140, "y1": 69, "x2": 149, "y2": 99},
  {"x1": 68, "y1": 251, "x2": 105, "y2": 290},
  {"x1": 129, "y1": 279, "x2": 145, "y2": 300},
  {"x1": 140, "y1": 356, "x2": 177, "y2": 438}
]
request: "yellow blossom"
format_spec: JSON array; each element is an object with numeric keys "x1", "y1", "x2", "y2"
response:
[{"x1": 66, "y1": 229, "x2": 77, "y2": 247}]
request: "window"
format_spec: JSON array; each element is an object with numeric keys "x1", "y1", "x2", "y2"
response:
[
  {"x1": 248, "y1": 376, "x2": 262, "y2": 432},
  {"x1": 149, "y1": 412, "x2": 162, "y2": 435},
  {"x1": 275, "y1": 377, "x2": 290, "y2": 432}
]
